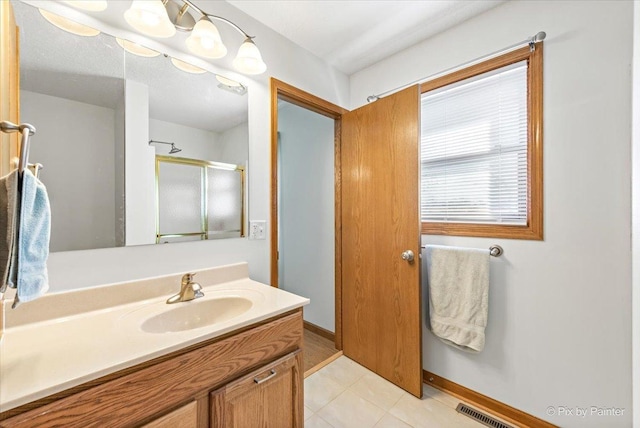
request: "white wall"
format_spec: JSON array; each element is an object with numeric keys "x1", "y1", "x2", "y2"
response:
[
  {"x1": 149, "y1": 119, "x2": 221, "y2": 161},
  {"x1": 277, "y1": 102, "x2": 335, "y2": 331},
  {"x1": 21, "y1": 90, "x2": 116, "y2": 252},
  {"x1": 350, "y1": 1, "x2": 633, "y2": 426},
  {"x1": 32, "y1": 1, "x2": 349, "y2": 292},
  {"x1": 219, "y1": 122, "x2": 249, "y2": 166},
  {"x1": 124, "y1": 80, "x2": 156, "y2": 246},
  {"x1": 114, "y1": 96, "x2": 125, "y2": 247},
  {"x1": 632, "y1": 2, "x2": 640, "y2": 426}
]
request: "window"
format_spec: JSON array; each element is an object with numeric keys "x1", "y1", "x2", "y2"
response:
[{"x1": 420, "y1": 45, "x2": 543, "y2": 240}]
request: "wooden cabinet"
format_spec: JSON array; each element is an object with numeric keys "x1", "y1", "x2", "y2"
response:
[
  {"x1": 210, "y1": 351, "x2": 302, "y2": 428},
  {"x1": 141, "y1": 401, "x2": 198, "y2": 428},
  {"x1": 0, "y1": 0, "x2": 20, "y2": 343},
  {"x1": 0, "y1": 0, "x2": 20, "y2": 177},
  {"x1": 0, "y1": 309, "x2": 304, "y2": 428}
]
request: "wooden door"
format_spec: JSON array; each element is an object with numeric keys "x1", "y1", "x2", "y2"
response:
[
  {"x1": 210, "y1": 351, "x2": 303, "y2": 428},
  {"x1": 0, "y1": 0, "x2": 19, "y2": 176},
  {"x1": 341, "y1": 85, "x2": 422, "y2": 397}
]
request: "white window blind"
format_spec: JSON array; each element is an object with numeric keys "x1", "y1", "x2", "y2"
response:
[{"x1": 420, "y1": 60, "x2": 528, "y2": 225}]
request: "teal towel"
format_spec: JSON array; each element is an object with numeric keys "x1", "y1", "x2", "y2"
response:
[{"x1": 11, "y1": 169, "x2": 50, "y2": 307}]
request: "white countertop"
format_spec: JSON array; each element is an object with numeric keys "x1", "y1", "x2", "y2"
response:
[{"x1": 0, "y1": 265, "x2": 308, "y2": 413}]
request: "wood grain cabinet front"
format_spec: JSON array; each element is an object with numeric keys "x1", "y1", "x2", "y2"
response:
[
  {"x1": 0, "y1": 309, "x2": 303, "y2": 428},
  {"x1": 210, "y1": 351, "x2": 303, "y2": 428},
  {"x1": 141, "y1": 401, "x2": 198, "y2": 428}
]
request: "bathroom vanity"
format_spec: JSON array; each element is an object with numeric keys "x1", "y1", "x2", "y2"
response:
[{"x1": 0, "y1": 263, "x2": 308, "y2": 427}]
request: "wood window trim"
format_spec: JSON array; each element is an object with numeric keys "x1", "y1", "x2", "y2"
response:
[{"x1": 420, "y1": 44, "x2": 543, "y2": 241}]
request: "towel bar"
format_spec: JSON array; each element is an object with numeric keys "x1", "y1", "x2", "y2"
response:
[
  {"x1": 420, "y1": 244, "x2": 504, "y2": 257},
  {"x1": 489, "y1": 245, "x2": 503, "y2": 257},
  {"x1": 1, "y1": 120, "x2": 37, "y2": 174}
]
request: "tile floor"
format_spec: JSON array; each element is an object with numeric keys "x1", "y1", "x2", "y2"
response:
[{"x1": 304, "y1": 356, "x2": 487, "y2": 428}]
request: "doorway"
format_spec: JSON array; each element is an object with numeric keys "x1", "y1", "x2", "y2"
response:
[
  {"x1": 270, "y1": 79, "x2": 346, "y2": 374},
  {"x1": 270, "y1": 80, "x2": 422, "y2": 395}
]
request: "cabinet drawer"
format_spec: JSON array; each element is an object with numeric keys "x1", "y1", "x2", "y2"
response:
[
  {"x1": 210, "y1": 351, "x2": 303, "y2": 428},
  {"x1": 0, "y1": 311, "x2": 302, "y2": 428}
]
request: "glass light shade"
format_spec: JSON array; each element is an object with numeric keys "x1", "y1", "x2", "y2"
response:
[
  {"x1": 215, "y1": 75, "x2": 242, "y2": 87},
  {"x1": 116, "y1": 38, "x2": 160, "y2": 57},
  {"x1": 170, "y1": 58, "x2": 207, "y2": 74},
  {"x1": 185, "y1": 17, "x2": 227, "y2": 59},
  {"x1": 124, "y1": 0, "x2": 176, "y2": 38},
  {"x1": 62, "y1": 1, "x2": 108, "y2": 12},
  {"x1": 233, "y1": 38, "x2": 266, "y2": 75},
  {"x1": 39, "y1": 9, "x2": 100, "y2": 36}
]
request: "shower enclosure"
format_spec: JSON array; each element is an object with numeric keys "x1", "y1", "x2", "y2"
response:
[{"x1": 155, "y1": 155, "x2": 245, "y2": 243}]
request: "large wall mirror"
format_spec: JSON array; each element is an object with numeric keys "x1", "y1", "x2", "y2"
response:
[{"x1": 12, "y1": 0, "x2": 249, "y2": 252}]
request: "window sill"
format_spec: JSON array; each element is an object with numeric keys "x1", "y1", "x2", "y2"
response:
[{"x1": 421, "y1": 222, "x2": 543, "y2": 241}]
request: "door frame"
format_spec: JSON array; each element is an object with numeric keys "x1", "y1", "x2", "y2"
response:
[{"x1": 270, "y1": 78, "x2": 347, "y2": 349}]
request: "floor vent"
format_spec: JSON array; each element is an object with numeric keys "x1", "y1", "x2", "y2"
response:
[{"x1": 455, "y1": 403, "x2": 514, "y2": 428}]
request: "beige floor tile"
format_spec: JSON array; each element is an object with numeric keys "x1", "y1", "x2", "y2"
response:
[
  {"x1": 305, "y1": 414, "x2": 335, "y2": 428},
  {"x1": 389, "y1": 393, "x2": 485, "y2": 428},
  {"x1": 304, "y1": 372, "x2": 346, "y2": 412},
  {"x1": 317, "y1": 390, "x2": 386, "y2": 428},
  {"x1": 305, "y1": 358, "x2": 494, "y2": 428},
  {"x1": 317, "y1": 356, "x2": 369, "y2": 388},
  {"x1": 422, "y1": 383, "x2": 460, "y2": 409},
  {"x1": 374, "y1": 412, "x2": 414, "y2": 427},
  {"x1": 349, "y1": 372, "x2": 406, "y2": 411},
  {"x1": 305, "y1": 405, "x2": 315, "y2": 421}
]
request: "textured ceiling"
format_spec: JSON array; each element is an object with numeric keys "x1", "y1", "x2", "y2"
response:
[
  {"x1": 226, "y1": 0, "x2": 505, "y2": 75},
  {"x1": 13, "y1": 0, "x2": 248, "y2": 132}
]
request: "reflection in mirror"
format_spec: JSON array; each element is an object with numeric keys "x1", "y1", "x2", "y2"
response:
[
  {"x1": 12, "y1": 0, "x2": 249, "y2": 253},
  {"x1": 156, "y1": 157, "x2": 244, "y2": 243}
]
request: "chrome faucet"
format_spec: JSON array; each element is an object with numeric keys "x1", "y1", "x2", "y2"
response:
[{"x1": 166, "y1": 273, "x2": 204, "y2": 304}]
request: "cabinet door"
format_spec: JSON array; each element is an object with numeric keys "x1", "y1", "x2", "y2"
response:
[
  {"x1": 210, "y1": 351, "x2": 303, "y2": 428},
  {"x1": 0, "y1": 0, "x2": 19, "y2": 177}
]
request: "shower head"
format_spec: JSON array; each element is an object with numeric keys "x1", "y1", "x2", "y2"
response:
[{"x1": 149, "y1": 139, "x2": 182, "y2": 154}]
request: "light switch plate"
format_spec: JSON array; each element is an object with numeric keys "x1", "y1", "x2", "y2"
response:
[{"x1": 249, "y1": 220, "x2": 266, "y2": 240}]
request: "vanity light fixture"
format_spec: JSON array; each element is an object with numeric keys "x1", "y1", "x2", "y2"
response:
[
  {"x1": 186, "y1": 16, "x2": 227, "y2": 59},
  {"x1": 123, "y1": 0, "x2": 267, "y2": 75},
  {"x1": 62, "y1": 1, "x2": 108, "y2": 12},
  {"x1": 216, "y1": 75, "x2": 247, "y2": 95},
  {"x1": 116, "y1": 38, "x2": 161, "y2": 58},
  {"x1": 124, "y1": 0, "x2": 176, "y2": 38},
  {"x1": 39, "y1": 9, "x2": 100, "y2": 37},
  {"x1": 215, "y1": 75, "x2": 242, "y2": 87},
  {"x1": 170, "y1": 57, "x2": 207, "y2": 74},
  {"x1": 233, "y1": 38, "x2": 267, "y2": 75}
]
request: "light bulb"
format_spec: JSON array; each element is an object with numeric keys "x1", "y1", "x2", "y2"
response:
[
  {"x1": 39, "y1": 9, "x2": 100, "y2": 37},
  {"x1": 185, "y1": 17, "x2": 227, "y2": 59},
  {"x1": 116, "y1": 38, "x2": 160, "y2": 58},
  {"x1": 233, "y1": 38, "x2": 266, "y2": 75},
  {"x1": 124, "y1": 0, "x2": 175, "y2": 38},
  {"x1": 62, "y1": 1, "x2": 108, "y2": 12}
]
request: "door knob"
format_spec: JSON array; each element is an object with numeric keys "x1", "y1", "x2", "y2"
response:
[{"x1": 401, "y1": 250, "x2": 414, "y2": 263}]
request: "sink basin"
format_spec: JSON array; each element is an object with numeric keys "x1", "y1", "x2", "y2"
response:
[{"x1": 141, "y1": 297, "x2": 253, "y2": 334}]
